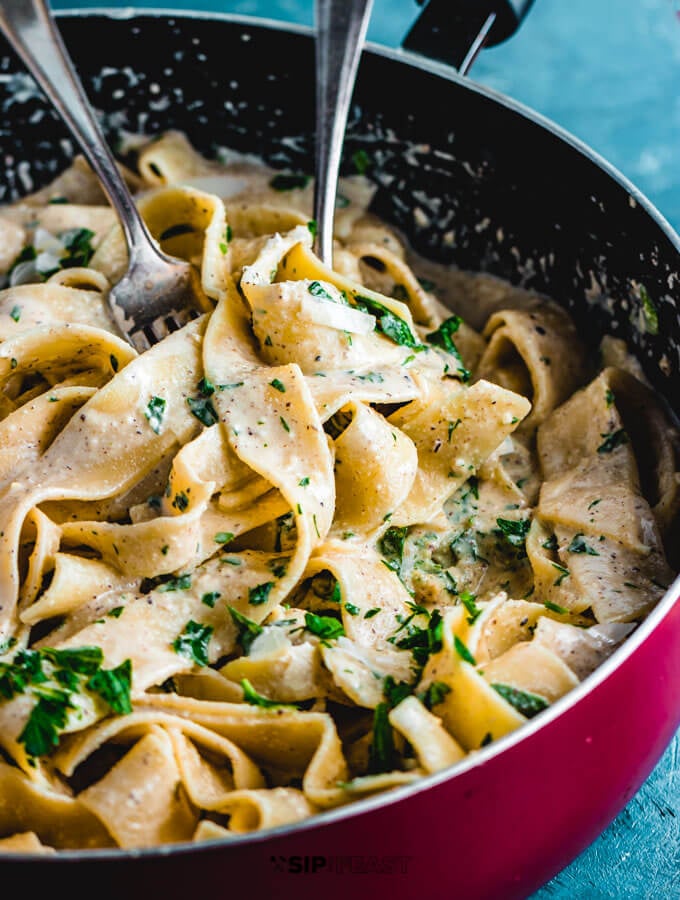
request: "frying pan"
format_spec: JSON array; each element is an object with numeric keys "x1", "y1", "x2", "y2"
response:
[{"x1": 0, "y1": 8, "x2": 679, "y2": 899}]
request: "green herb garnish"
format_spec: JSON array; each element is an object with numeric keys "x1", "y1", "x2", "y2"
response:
[
  {"x1": 639, "y1": 284, "x2": 659, "y2": 335},
  {"x1": 459, "y1": 589, "x2": 482, "y2": 624},
  {"x1": 248, "y1": 581, "x2": 275, "y2": 606},
  {"x1": 491, "y1": 683, "x2": 549, "y2": 718},
  {"x1": 157, "y1": 574, "x2": 192, "y2": 592},
  {"x1": 567, "y1": 533, "x2": 599, "y2": 556},
  {"x1": 228, "y1": 607, "x2": 264, "y2": 655},
  {"x1": 240, "y1": 678, "x2": 293, "y2": 708},
  {"x1": 383, "y1": 675, "x2": 412, "y2": 708},
  {"x1": 187, "y1": 395, "x2": 219, "y2": 426},
  {"x1": 597, "y1": 429, "x2": 628, "y2": 454},
  {"x1": 172, "y1": 620, "x2": 213, "y2": 666},
  {"x1": 454, "y1": 635, "x2": 476, "y2": 665},
  {"x1": 303, "y1": 611, "x2": 345, "y2": 642},
  {"x1": 59, "y1": 227, "x2": 95, "y2": 268},
  {"x1": 496, "y1": 517, "x2": 531, "y2": 552},
  {"x1": 425, "y1": 315, "x2": 470, "y2": 381},
  {"x1": 379, "y1": 525, "x2": 409, "y2": 575},
  {"x1": 353, "y1": 294, "x2": 421, "y2": 348},
  {"x1": 367, "y1": 702, "x2": 396, "y2": 774},
  {"x1": 420, "y1": 680, "x2": 451, "y2": 710},
  {"x1": 551, "y1": 562, "x2": 570, "y2": 586},
  {"x1": 86, "y1": 659, "x2": 132, "y2": 714},
  {"x1": 308, "y1": 280, "x2": 333, "y2": 300},
  {"x1": 144, "y1": 396, "x2": 166, "y2": 434}
]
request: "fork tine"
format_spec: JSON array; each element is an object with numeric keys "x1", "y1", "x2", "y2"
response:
[{"x1": 130, "y1": 330, "x2": 152, "y2": 354}]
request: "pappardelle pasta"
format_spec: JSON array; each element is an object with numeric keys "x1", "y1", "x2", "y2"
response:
[{"x1": 0, "y1": 131, "x2": 677, "y2": 852}]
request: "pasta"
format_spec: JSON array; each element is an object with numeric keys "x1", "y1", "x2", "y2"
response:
[{"x1": 0, "y1": 131, "x2": 677, "y2": 852}]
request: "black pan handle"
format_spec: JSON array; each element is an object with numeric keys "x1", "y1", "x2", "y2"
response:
[{"x1": 402, "y1": 0, "x2": 535, "y2": 73}]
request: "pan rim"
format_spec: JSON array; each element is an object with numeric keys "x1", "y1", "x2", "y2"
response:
[{"x1": 0, "y1": 5, "x2": 678, "y2": 863}]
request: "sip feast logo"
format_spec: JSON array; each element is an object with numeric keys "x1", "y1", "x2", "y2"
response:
[{"x1": 269, "y1": 854, "x2": 411, "y2": 875}]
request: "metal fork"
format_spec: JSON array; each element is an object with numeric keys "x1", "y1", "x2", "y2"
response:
[
  {"x1": 313, "y1": 0, "x2": 374, "y2": 268},
  {"x1": 0, "y1": 0, "x2": 207, "y2": 353}
]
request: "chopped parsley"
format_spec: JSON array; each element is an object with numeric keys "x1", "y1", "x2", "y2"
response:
[
  {"x1": 597, "y1": 429, "x2": 628, "y2": 454},
  {"x1": 86, "y1": 659, "x2": 132, "y2": 715},
  {"x1": 157, "y1": 573, "x2": 192, "y2": 592},
  {"x1": 379, "y1": 525, "x2": 409, "y2": 576},
  {"x1": 639, "y1": 284, "x2": 659, "y2": 335},
  {"x1": 448, "y1": 418, "x2": 462, "y2": 441},
  {"x1": 280, "y1": 416, "x2": 291, "y2": 433},
  {"x1": 228, "y1": 607, "x2": 264, "y2": 655},
  {"x1": 172, "y1": 620, "x2": 213, "y2": 667},
  {"x1": 388, "y1": 606, "x2": 443, "y2": 671},
  {"x1": 425, "y1": 315, "x2": 470, "y2": 381},
  {"x1": 495, "y1": 517, "x2": 531, "y2": 555},
  {"x1": 541, "y1": 534, "x2": 559, "y2": 552},
  {"x1": 19, "y1": 692, "x2": 72, "y2": 758},
  {"x1": 214, "y1": 531, "x2": 234, "y2": 545},
  {"x1": 268, "y1": 556, "x2": 289, "y2": 578},
  {"x1": 201, "y1": 591, "x2": 221, "y2": 608},
  {"x1": 187, "y1": 395, "x2": 219, "y2": 427},
  {"x1": 491, "y1": 683, "x2": 549, "y2": 718},
  {"x1": 355, "y1": 371, "x2": 385, "y2": 383},
  {"x1": 248, "y1": 581, "x2": 275, "y2": 606},
  {"x1": 269, "y1": 378, "x2": 286, "y2": 393},
  {"x1": 551, "y1": 562, "x2": 570, "y2": 586},
  {"x1": 367, "y1": 702, "x2": 396, "y2": 774},
  {"x1": 5, "y1": 646, "x2": 133, "y2": 758},
  {"x1": 353, "y1": 294, "x2": 421, "y2": 348},
  {"x1": 567, "y1": 533, "x2": 599, "y2": 556},
  {"x1": 308, "y1": 281, "x2": 333, "y2": 300},
  {"x1": 302, "y1": 611, "x2": 345, "y2": 642},
  {"x1": 383, "y1": 675, "x2": 412, "y2": 708},
  {"x1": 420, "y1": 680, "x2": 451, "y2": 710},
  {"x1": 59, "y1": 227, "x2": 95, "y2": 268},
  {"x1": 352, "y1": 149, "x2": 371, "y2": 175},
  {"x1": 9, "y1": 305, "x2": 21, "y2": 322},
  {"x1": 187, "y1": 377, "x2": 219, "y2": 426},
  {"x1": 454, "y1": 635, "x2": 476, "y2": 665},
  {"x1": 241, "y1": 678, "x2": 293, "y2": 708},
  {"x1": 459, "y1": 589, "x2": 482, "y2": 624},
  {"x1": 544, "y1": 600, "x2": 569, "y2": 615},
  {"x1": 144, "y1": 396, "x2": 166, "y2": 434}
]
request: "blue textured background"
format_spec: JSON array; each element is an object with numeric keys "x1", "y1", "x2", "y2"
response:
[{"x1": 52, "y1": 2, "x2": 680, "y2": 896}]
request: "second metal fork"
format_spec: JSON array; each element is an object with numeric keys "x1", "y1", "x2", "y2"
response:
[{"x1": 0, "y1": 0, "x2": 207, "y2": 353}]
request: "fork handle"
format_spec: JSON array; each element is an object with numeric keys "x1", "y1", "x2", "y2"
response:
[
  {"x1": 313, "y1": 0, "x2": 374, "y2": 267},
  {"x1": 0, "y1": 0, "x2": 157, "y2": 263}
]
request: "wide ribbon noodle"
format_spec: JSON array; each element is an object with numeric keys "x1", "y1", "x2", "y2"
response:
[{"x1": 0, "y1": 131, "x2": 677, "y2": 851}]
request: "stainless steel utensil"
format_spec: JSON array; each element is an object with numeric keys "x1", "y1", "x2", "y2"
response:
[
  {"x1": 312, "y1": 0, "x2": 374, "y2": 267},
  {"x1": 0, "y1": 0, "x2": 207, "y2": 352}
]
